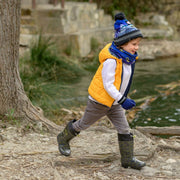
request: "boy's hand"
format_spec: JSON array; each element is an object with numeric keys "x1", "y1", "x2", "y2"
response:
[{"x1": 119, "y1": 98, "x2": 136, "y2": 110}]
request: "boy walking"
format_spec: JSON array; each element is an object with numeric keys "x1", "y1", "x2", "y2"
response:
[{"x1": 57, "y1": 12, "x2": 146, "y2": 170}]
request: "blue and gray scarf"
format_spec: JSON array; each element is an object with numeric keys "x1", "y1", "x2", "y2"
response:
[{"x1": 109, "y1": 42, "x2": 138, "y2": 65}]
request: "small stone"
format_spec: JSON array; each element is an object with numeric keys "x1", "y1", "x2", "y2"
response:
[
  {"x1": 36, "y1": 122, "x2": 43, "y2": 131},
  {"x1": 141, "y1": 166, "x2": 159, "y2": 176},
  {"x1": 162, "y1": 165, "x2": 172, "y2": 171},
  {"x1": 42, "y1": 137, "x2": 50, "y2": 142},
  {"x1": 162, "y1": 170, "x2": 173, "y2": 176},
  {"x1": 166, "y1": 159, "x2": 176, "y2": 163},
  {"x1": 159, "y1": 139, "x2": 167, "y2": 145},
  {"x1": 94, "y1": 172, "x2": 110, "y2": 180}
]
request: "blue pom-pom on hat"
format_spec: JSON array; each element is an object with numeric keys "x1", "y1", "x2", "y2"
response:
[{"x1": 113, "y1": 12, "x2": 143, "y2": 46}]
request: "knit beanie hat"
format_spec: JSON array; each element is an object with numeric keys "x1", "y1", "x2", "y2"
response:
[{"x1": 113, "y1": 12, "x2": 143, "y2": 46}]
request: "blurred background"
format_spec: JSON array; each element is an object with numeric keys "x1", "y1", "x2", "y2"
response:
[{"x1": 19, "y1": 0, "x2": 180, "y2": 128}]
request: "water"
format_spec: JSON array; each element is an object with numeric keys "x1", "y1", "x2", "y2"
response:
[
  {"x1": 130, "y1": 57, "x2": 180, "y2": 127},
  {"x1": 40, "y1": 57, "x2": 180, "y2": 127}
]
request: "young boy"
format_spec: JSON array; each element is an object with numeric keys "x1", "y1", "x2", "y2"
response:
[{"x1": 57, "y1": 12, "x2": 146, "y2": 170}]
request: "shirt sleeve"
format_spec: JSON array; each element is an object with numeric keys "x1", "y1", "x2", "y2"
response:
[{"x1": 101, "y1": 59, "x2": 123, "y2": 101}]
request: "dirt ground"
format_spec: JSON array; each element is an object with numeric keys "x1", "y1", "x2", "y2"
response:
[{"x1": 0, "y1": 122, "x2": 180, "y2": 180}]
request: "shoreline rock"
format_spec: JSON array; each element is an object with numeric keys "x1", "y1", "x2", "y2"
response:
[
  {"x1": 139, "y1": 39, "x2": 180, "y2": 60},
  {"x1": 0, "y1": 124, "x2": 180, "y2": 179}
]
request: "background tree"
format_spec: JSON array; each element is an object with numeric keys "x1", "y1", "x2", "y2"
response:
[{"x1": 0, "y1": 0, "x2": 59, "y2": 132}]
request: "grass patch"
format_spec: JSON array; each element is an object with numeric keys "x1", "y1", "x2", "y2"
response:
[
  {"x1": 23, "y1": 34, "x2": 83, "y2": 82},
  {"x1": 20, "y1": 34, "x2": 86, "y2": 120},
  {"x1": 20, "y1": 34, "x2": 84, "y2": 93},
  {"x1": 83, "y1": 38, "x2": 100, "y2": 72}
]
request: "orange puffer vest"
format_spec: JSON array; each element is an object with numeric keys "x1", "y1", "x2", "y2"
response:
[{"x1": 88, "y1": 43, "x2": 123, "y2": 107}]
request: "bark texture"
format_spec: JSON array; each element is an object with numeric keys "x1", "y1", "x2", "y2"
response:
[{"x1": 0, "y1": 0, "x2": 59, "y2": 133}]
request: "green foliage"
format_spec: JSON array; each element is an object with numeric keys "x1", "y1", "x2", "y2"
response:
[
  {"x1": 21, "y1": 35, "x2": 83, "y2": 81},
  {"x1": 71, "y1": 0, "x2": 160, "y2": 19},
  {"x1": 63, "y1": 43, "x2": 72, "y2": 56},
  {"x1": 28, "y1": 35, "x2": 82, "y2": 82},
  {"x1": 83, "y1": 38, "x2": 100, "y2": 72},
  {"x1": 91, "y1": 38, "x2": 100, "y2": 52},
  {"x1": 84, "y1": 54, "x2": 99, "y2": 72},
  {"x1": 5, "y1": 109, "x2": 15, "y2": 121},
  {"x1": 66, "y1": 0, "x2": 89, "y2": 2},
  {"x1": 107, "y1": 0, "x2": 138, "y2": 18},
  {"x1": 3, "y1": 109, "x2": 20, "y2": 126},
  {"x1": 20, "y1": 34, "x2": 84, "y2": 103}
]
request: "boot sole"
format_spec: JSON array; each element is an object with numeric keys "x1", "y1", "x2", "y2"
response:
[{"x1": 122, "y1": 162, "x2": 146, "y2": 170}]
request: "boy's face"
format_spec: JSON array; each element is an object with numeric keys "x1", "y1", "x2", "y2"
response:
[{"x1": 121, "y1": 38, "x2": 141, "y2": 55}]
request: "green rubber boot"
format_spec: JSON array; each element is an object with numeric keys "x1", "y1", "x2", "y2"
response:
[
  {"x1": 118, "y1": 133, "x2": 146, "y2": 170},
  {"x1": 57, "y1": 119, "x2": 79, "y2": 156}
]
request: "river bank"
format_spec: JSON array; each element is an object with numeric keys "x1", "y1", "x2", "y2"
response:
[
  {"x1": 2, "y1": 37, "x2": 180, "y2": 180},
  {"x1": 0, "y1": 123, "x2": 180, "y2": 179}
]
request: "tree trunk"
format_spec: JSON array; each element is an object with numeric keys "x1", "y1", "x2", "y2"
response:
[{"x1": 0, "y1": 0, "x2": 60, "y2": 133}]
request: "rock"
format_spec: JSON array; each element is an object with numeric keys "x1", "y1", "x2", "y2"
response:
[
  {"x1": 139, "y1": 39, "x2": 180, "y2": 60},
  {"x1": 61, "y1": 108, "x2": 73, "y2": 115},
  {"x1": 141, "y1": 28, "x2": 173, "y2": 38},
  {"x1": 159, "y1": 139, "x2": 167, "y2": 145},
  {"x1": 141, "y1": 166, "x2": 159, "y2": 176},
  {"x1": 162, "y1": 165, "x2": 173, "y2": 171},
  {"x1": 94, "y1": 172, "x2": 110, "y2": 180},
  {"x1": 162, "y1": 170, "x2": 174, "y2": 176},
  {"x1": 152, "y1": 15, "x2": 169, "y2": 26},
  {"x1": 166, "y1": 159, "x2": 176, "y2": 163},
  {"x1": 0, "y1": 124, "x2": 180, "y2": 179}
]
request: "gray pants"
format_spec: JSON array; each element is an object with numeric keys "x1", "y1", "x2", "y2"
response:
[{"x1": 73, "y1": 99, "x2": 130, "y2": 134}]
